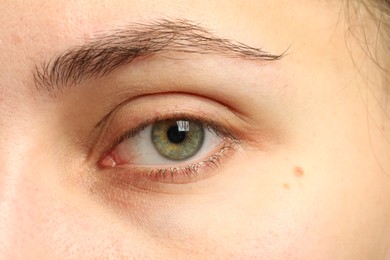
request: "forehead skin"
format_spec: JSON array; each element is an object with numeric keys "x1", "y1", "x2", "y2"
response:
[
  {"x1": 1, "y1": 0, "x2": 390, "y2": 259},
  {"x1": 0, "y1": 0, "x2": 344, "y2": 125}
]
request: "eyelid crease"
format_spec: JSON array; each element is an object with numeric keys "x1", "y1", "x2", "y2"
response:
[
  {"x1": 90, "y1": 91, "x2": 248, "y2": 139},
  {"x1": 93, "y1": 91, "x2": 258, "y2": 134}
]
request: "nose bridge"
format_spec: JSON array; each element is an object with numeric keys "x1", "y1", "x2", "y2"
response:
[
  {"x1": 0, "y1": 166, "x2": 21, "y2": 257},
  {"x1": 0, "y1": 176, "x2": 25, "y2": 257},
  {"x1": 0, "y1": 162, "x2": 44, "y2": 258},
  {"x1": 0, "y1": 91, "x2": 57, "y2": 256}
]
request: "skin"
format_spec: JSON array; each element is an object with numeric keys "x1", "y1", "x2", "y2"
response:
[{"x1": 1, "y1": 0, "x2": 390, "y2": 259}]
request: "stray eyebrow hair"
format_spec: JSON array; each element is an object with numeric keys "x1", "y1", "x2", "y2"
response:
[{"x1": 33, "y1": 19, "x2": 285, "y2": 95}]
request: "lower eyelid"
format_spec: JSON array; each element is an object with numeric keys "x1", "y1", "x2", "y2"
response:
[{"x1": 99, "y1": 137, "x2": 238, "y2": 189}]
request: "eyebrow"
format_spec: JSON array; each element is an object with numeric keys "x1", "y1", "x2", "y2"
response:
[{"x1": 33, "y1": 19, "x2": 285, "y2": 95}]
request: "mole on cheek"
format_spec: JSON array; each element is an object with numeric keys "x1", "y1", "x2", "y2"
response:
[
  {"x1": 282, "y1": 167, "x2": 305, "y2": 190},
  {"x1": 294, "y1": 166, "x2": 304, "y2": 177}
]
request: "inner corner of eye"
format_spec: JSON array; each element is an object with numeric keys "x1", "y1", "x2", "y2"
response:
[{"x1": 99, "y1": 153, "x2": 117, "y2": 168}]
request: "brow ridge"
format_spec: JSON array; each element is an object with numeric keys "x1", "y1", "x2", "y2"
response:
[{"x1": 33, "y1": 19, "x2": 285, "y2": 95}]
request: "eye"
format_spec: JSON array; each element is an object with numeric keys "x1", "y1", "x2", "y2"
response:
[
  {"x1": 101, "y1": 119, "x2": 226, "y2": 166},
  {"x1": 98, "y1": 117, "x2": 238, "y2": 184}
]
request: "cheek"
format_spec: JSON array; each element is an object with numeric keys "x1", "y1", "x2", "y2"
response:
[
  {"x1": 117, "y1": 151, "x2": 324, "y2": 258},
  {"x1": 0, "y1": 169, "x2": 67, "y2": 257},
  {"x1": 0, "y1": 153, "x2": 151, "y2": 258},
  {"x1": 162, "y1": 152, "x2": 341, "y2": 258}
]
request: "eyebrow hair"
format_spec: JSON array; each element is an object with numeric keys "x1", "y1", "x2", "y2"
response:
[{"x1": 33, "y1": 19, "x2": 285, "y2": 95}]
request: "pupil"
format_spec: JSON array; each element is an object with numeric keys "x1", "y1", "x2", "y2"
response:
[{"x1": 167, "y1": 125, "x2": 186, "y2": 144}]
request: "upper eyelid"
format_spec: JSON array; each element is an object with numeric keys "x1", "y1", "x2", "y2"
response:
[
  {"x1": 94, "y1": 93, "x2": 156, "y2": 129},
  {"x1": 87, "y1": 93, "x2": 259, "y2": 165},
  {"x1": 93, "y1": 94, "x2": 239, "y2": 144}
]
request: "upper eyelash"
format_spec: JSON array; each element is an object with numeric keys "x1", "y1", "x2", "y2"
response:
[{"x1": 106, "y1": 112, "x2": 239, "y2": 156}]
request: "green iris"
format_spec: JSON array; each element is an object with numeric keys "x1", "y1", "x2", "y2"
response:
[{"x1": 151, "y1": 120, "x2": 204, "y2": 161}]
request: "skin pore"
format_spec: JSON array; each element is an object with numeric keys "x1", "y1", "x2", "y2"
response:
[{"x1": 1, "y1": 0, "x2": 390, "y2": 259}]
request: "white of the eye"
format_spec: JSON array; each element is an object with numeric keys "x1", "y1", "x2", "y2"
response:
[{"x1": 120, "y1": 124, "x2": 223, "y2": 166}]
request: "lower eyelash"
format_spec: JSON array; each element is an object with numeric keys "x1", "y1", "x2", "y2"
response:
[
  {"x1": 110, "y1": 138, "x2": 238, "y2": 188},
  {"x1": 139, "y1": 139, "x2": 237, "y2": 183}
]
